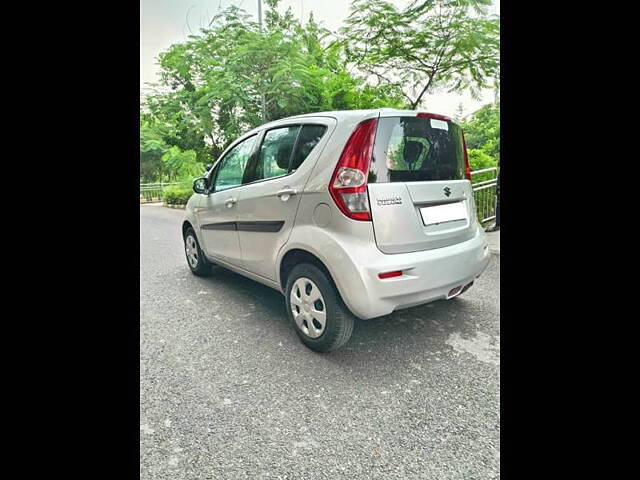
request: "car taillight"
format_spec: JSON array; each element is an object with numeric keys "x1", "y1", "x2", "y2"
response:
[
  {"x1": 328, "y1": 118, "x2": 378, "y2": 221},
  {"x1": 461, "y1": 130, "x2": 472, "y2": 181}
]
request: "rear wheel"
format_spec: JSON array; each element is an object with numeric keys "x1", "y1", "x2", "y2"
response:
[
  {"x1": 184, "y1": 228, "x2": 212, "y2": 276},
  {"x1": 285, "y1": 263, "x2": 355, "y2": 352}
]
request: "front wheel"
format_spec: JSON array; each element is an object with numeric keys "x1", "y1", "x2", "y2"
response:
[
  {"x1": 184, "y1": 228, "x2": 212, "y2": 276},
  {"x1": 285, "y1": 263, "x2": 355, "y2": 353}
]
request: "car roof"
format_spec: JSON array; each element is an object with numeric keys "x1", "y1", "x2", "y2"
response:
[
  {"x1": 263, "y1": 108, "x2": 454, "y2": 125},
  {"x1": 284, "y1": 108, "x2": 425, "y2": 121},
  {"x1": 235, "y1": 108, "x2": 455, "y2": 150}
]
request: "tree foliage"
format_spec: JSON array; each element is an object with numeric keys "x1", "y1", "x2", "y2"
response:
[
  {"x1": 161, "y1": 147, "x2": 203, "y2": 182},
  {"x1": 140, "y1": 119, "x2": 169, "y2": 183},
  {"x1": 343, "y1": 0, "x2": 499, "y2": 108},
  {"x1": 140, "y1": 0, "x2": 407, "y2": 179},
  {"x1": 462, "y1": 102, "x2": 499, "y2": 160},
  {"x1": 461, "y1": 102, "x2": 499, "y2": 183},
  {"x1": 140, "y1": 0, "x2": 500, "y2": 184}
]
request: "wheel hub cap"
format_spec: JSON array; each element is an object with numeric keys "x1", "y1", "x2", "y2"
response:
[
  {"x1": 185, "y1": 235, "x2": 198, "y2": 268},
  {"x1": 290, "y1": 277, "x2": 326, "y2": 339}
]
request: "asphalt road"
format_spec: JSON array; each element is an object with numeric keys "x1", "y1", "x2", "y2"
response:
[{"x1": 140, "y1": 204, "x2": 500, "y2": 480}]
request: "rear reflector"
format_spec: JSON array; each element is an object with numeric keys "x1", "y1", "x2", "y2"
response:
[{"x1": 378, "y1": 270, "x2": 402, "y2": 279}]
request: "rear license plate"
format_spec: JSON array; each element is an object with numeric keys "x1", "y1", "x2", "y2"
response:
[{"x1": 420, "y1": 201, "x2": 467, "y2": 226}]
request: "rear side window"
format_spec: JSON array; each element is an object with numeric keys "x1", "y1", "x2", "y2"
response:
[
  {"x1": 291, "y1": 125, "x2": 327, "y2": 171},
  {"x1": 370, "y1": 117, "x2": 466, "y2": 183},
  {"x1": 243, "y1": 124, "x2": 327, "y2": 183},
  {"x1": 254, "y1": 126, "x2": 301, "y2": 181}
]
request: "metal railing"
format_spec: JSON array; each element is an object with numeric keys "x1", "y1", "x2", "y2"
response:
[
  {"x1": 471, "y1": 167, "x2": 499, "y2": 224},
  {"x1": 140, "y1": 182, "x2": 178, "y2": 203}
]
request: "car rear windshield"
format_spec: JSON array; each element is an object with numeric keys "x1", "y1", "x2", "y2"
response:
[{"x1": 369, "y1": 116, "x2": 466, "y2": 183}]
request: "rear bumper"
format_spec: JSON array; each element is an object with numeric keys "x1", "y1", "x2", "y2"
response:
[{"x1": 341, "y1": 228, "x2": 491, "y2": 319}]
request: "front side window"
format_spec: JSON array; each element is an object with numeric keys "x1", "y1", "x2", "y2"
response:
[{"x1": 214, "y1": 135, "x2": 257, "y2": 191}]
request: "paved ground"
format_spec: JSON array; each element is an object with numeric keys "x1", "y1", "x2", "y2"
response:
[
  {"x1": 485, "y1": 229, "x2": 500, "y2": 254},
  {"x1": 140, "y1": 204, "x2": 500, "y2": 480}
]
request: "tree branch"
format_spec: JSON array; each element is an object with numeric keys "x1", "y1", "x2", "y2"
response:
[
  {"x1": 411, "y1": 74, "x2": 434, "y2": 109},
  {"x1": 367, "y1": 69, "x2": 415, "y2": 105}
]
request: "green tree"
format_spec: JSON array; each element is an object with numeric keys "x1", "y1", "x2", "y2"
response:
[
  {"x1": 141, "y1": 1, "x2": 406, "y2": 168},
  {"x1": 161, "y1": 146, "x2": 204, "y2": 182},
  {"x1": 344, "y1": 0, "x2": 500, "y2": 109},
  {"x1": 462, "y1": 102, "x2": 500, "y2": 160},
  {"x1": 461, "y1": 102, "x2": 499, "y2": 201},
  {"x1": 140, "y1": 116, "x2": 205, "y2": 183},
  {"x1": 140, "y1": 119, "x2": 169, "y2": 182}
]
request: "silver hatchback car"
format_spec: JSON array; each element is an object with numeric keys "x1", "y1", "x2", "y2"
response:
[{"x1": 182, "y1": 109, "x2": 491, "y2": 352}]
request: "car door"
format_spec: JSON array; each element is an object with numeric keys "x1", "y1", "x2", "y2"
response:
[
  {"x1": 236, "y1": 119, "x2": 334, "y2": 280},
  {"x1": 196, "y1": 133, "x2": 258, "y2": 266}
]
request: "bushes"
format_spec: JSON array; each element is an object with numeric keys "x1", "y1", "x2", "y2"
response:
[
  {"x1": 468, "y1": 148, "x2": 498, "y2": 183},
  {"x1": 162, "y1": 184, "x2": 193, "y2": 205}
]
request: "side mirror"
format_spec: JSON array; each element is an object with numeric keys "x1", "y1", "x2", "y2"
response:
[{"x1": 193, "y1": 177, "x2": 209, "y2": 194}]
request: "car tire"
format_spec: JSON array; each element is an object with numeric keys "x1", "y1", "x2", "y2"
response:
[
  {"x1": 285, "y1": 263, "x2": 355, "y2": 353},
  {"x1": 184, "y1": 227, "x2": 212, "y2": 276}
]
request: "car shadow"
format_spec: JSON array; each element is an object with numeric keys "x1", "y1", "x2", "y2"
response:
[
  {"x1": 205, "y1": 265, "x2": 289, "y2": 316},
  {"x1": 200, "y1": 263, "x2": 491, "y2": 365}
]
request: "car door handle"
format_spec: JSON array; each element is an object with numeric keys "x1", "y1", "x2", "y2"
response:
[
  {"x1": 225, "y1": 197, "x2": 237, "y2": 208},
  {"x1": 276, "y1": 188, "x2": 298, "y2": 201}
]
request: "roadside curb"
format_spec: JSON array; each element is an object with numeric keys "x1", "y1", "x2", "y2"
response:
[{"x1": 164, "y1": 203, "x2": 186, "y2": 210}]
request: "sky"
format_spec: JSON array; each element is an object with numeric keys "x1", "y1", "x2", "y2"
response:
[{"x1": 140, "y1": 0, "x2": 500, "y2": 118}]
